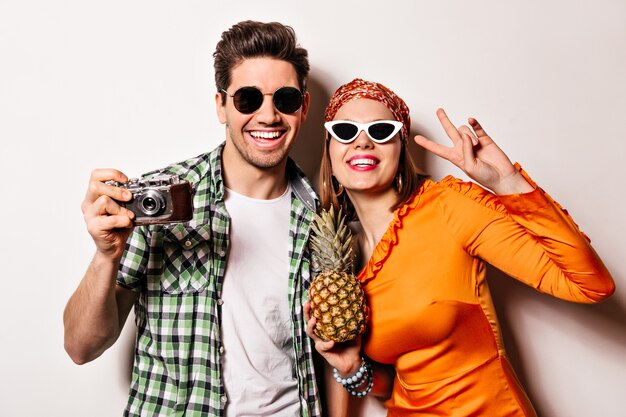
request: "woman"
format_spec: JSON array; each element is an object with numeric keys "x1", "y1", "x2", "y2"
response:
[{"x1": 306, "y1": 78, "x2": 615, "y2": 416}]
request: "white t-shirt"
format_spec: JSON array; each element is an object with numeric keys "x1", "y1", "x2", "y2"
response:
[{"x1": 221, "y1": 184, "x2": 299, "y2": 417}]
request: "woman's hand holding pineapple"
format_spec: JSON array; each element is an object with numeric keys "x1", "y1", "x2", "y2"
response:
[{"x1": 304, "y1": 300, "x2": 363, "y2": 376}]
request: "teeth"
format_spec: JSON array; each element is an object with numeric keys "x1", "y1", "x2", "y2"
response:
[
  {"x1": 350, "y1": 158, "x2": 376, "y2": 166},
  {"x1": 250, "y1": 131, "x2": 281, "y2": 139}
]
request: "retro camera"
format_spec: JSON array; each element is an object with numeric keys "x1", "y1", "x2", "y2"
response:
[{"x1": 107, "y1": 175, "x2": 193, "y2": 225}]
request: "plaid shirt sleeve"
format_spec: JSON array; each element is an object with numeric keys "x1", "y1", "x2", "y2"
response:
[{"x1": 117, "y1": 226, "x2": 150, "y2": 291}]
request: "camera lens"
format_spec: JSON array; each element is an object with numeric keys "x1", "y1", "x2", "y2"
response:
[
  {"x1": 143, "y1": 197, "x2": 157, "y2": 211},
  {"x1": 138, "y1": 190, "x2": 165, "y2": 216}
]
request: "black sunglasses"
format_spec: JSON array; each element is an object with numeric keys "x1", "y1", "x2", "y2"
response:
[{"x1": 221, "y1": 86, "x2": 304, "y2": 114}]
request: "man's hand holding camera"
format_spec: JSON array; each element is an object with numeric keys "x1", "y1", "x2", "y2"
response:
[{"x1": 82, "y1": 169, "x2": 136, "y2": 261}]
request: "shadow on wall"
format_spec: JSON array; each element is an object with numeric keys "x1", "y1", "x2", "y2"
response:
[
  {"x1": 289, "y1": 76, "x2": 330, "y2": 188},
  {"x1": 488, "y1": 266, "x2": 626, "y2": 417}
]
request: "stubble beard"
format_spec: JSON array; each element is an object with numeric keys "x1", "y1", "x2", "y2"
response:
[{"x1": 227, "y1": 125, "x2": 293, "y2": 170}]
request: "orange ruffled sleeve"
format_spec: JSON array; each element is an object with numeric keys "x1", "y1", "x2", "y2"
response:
[
  {"x1": 441, "y1": 165, "x2": 614, "y2": 303},
  {"x1": 359, "y1": 164, "x2": 615, "y2": 303}
]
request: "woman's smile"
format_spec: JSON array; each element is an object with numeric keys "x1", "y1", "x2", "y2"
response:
[{"x1": 347, "y1": 154, "x2": 380, "y2": 171}]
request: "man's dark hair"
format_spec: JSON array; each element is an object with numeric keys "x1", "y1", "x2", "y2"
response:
[{"x1": 214, "y1": 20, "x2": 310, "y2": 100}]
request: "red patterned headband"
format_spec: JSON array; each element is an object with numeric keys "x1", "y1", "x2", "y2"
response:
[{"x1": 324, "y1": 78, "x2": 410, "y2": 142}]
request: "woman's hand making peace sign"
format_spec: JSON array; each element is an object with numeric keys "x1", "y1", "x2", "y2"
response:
[{"x1": 414, "y1": 108, "x2": 534, "y2": 195}]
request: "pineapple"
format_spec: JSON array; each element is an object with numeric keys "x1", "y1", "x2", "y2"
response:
[{"x1": 308, "y1": 206, "x2": 367, "y2": 342}]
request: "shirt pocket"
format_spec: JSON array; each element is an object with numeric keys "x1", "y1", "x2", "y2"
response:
[{"x1": 159, "y1": 223, "x2": 212, "y2": 294}]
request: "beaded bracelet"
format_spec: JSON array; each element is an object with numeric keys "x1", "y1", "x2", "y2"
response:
[{"x1": 332, "y1": 358, "x2": 374, "y2": 397}]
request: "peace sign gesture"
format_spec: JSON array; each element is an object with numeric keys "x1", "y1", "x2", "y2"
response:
[{"x1": 414, "y1": 108, "x2": 533, "y2": 195}]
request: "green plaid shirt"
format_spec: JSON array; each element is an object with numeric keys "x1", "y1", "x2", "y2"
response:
[{"x1": 117, "y1": 143, "x2": 321, "y2": 417}]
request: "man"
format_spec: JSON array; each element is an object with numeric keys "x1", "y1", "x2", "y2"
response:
[{"x1": 64, "y1": 21, "x2": 323, "y2": 417}]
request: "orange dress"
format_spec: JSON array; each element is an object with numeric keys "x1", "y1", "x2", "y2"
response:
[{"x1": 357, "y1": 167, "x2": 615, "y2": 417}]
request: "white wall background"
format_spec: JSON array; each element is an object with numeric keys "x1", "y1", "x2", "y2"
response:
[{"x1": 1, "y1": 1, "x2": 625, "y2": 416}]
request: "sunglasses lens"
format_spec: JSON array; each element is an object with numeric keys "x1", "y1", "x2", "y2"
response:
[
  {"x1": 273, "y1": 87, "x2": 303, "y2": 113},
  {"x1": 233, "y1": 87, "x2": 263, "y2": 114},
  {"x1": 330, "y1": 123, "x2": 359, "y2": 142},
  {"x1": 368, "y1": 122, "x2": 397, "y2": 141}
]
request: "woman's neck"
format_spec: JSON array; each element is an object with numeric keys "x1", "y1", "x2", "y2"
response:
[{"x1": 348, "y1": 188, "x2": 398, "y2": 262}]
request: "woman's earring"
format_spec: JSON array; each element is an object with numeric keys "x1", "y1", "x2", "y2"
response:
[
  {"x1": 395, "y1": 174, "x2": 403, "y2": 193},
  {"x1": 336, "y1": 183, "x2": 344, "y2": 197}
]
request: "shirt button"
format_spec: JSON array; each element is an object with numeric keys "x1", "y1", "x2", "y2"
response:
[
  {"x1": 219, "y1": 250, "x2": 226, "y2": 257},
  {"x1": 184, "y1": 240, "x2": 192, "y2": 248},
  {"x1": 217, "y1": 299, "x2": 224, "y2": 305},
  {"x1": 220, "y1": 395, "x2": 227, "y2": 404},
  {"x1": 219, "y1": 346, "x2": 224, "y2": 354}
]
